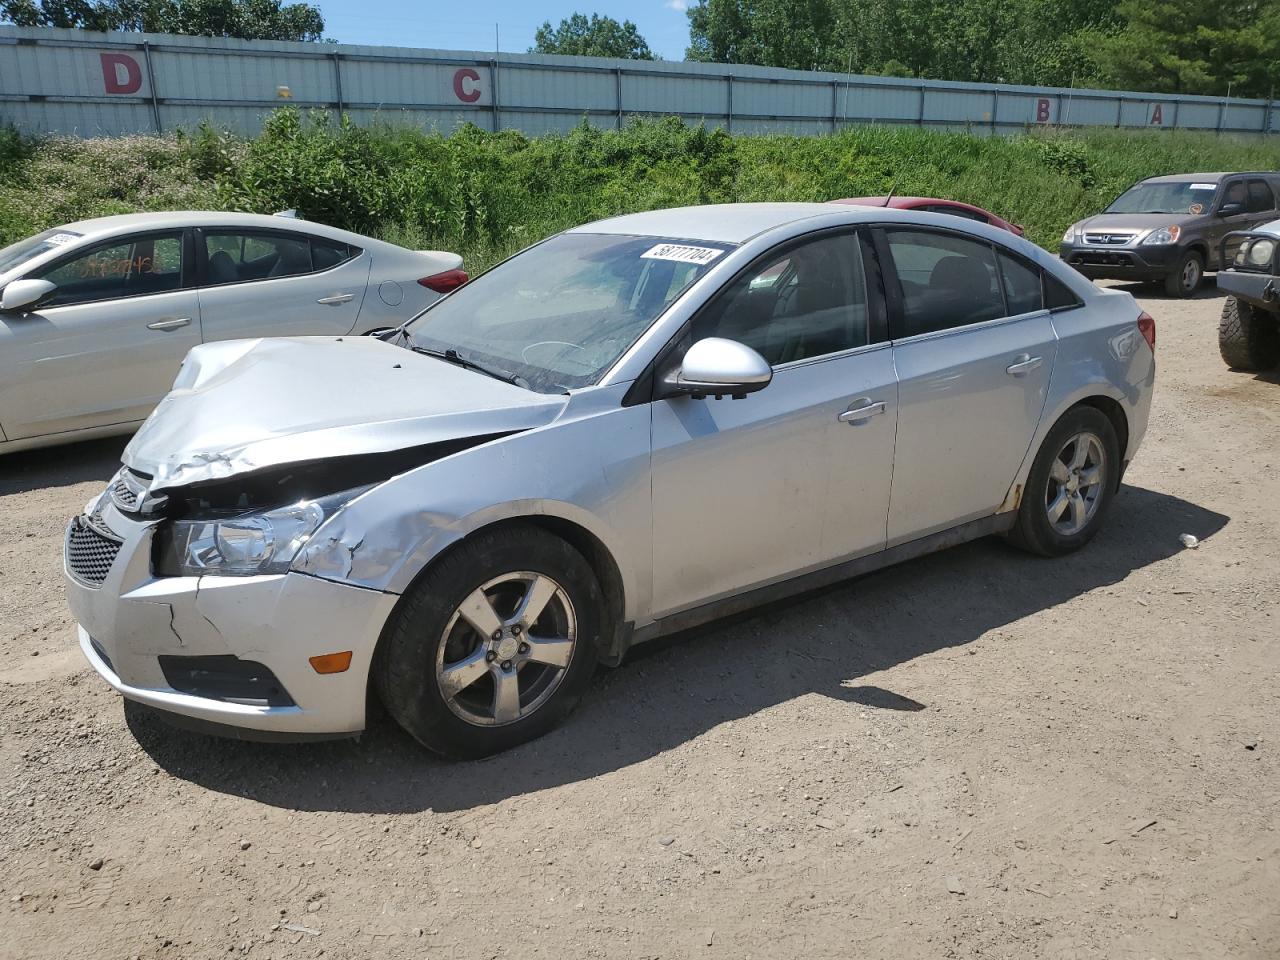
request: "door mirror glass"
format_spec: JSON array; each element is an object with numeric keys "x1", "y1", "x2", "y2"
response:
[
  {"x1": 1, "y1": 278, "x2": 57, "y2": 312},
  {"x1": 670, "y1": 337, "x2": 772, "y2": 399},
  {"x1": 1219, "y1": 202, "x2": 1244, "y2": 216}
]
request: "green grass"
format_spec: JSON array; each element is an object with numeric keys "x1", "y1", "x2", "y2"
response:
[{"x1": 4, "y1": 109, "x2": 1280, "y2": 270}]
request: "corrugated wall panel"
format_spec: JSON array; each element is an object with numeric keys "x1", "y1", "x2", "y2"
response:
[{"x1": 2, "y1": 26, "x2": 1277, "y2": 141}]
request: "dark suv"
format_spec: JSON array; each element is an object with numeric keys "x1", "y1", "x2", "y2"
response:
[{"x1": 1060, "y1": 172, "x2": 1280, "y2": 297}]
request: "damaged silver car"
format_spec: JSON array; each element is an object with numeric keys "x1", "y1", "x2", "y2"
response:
[{"x1": 65, "y1": 203, "x2": 1155, "y2": 758}]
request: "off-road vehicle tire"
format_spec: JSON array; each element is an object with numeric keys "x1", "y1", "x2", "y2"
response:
[{"x1": 1218, "y1": 296, "x2": 1280, "y2": 371}]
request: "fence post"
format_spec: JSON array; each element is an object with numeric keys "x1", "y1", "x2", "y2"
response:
[
  {"x1": 329, "y1": 52, "x2": 343, "y2": 120},
  {"x1": 1171, "y1": 99, "x2": 1180, "y2": 131},
  {"x1": 1114, "y1": 97, "x2": 1122, "y2": 128},
  {"x1": 917, "y1": 83, "x2": 926, "y2": 126},
  {"x1": 831, "y1": 78, "x2": 838, "y2": 134},
  {"x1": 990, "y1": 86, "x2": 999, "y2": 134},
  {"x1": 726, "y1": 73, "x2": 733, "y2": 133},
  {"x1": 141, "y1": 40, "x2": 161, "y2": 134},
  {"x1": 1216, "y1": 98, "x2": 1225, "y2": 136},
  {"x1": 1264, "y1": 88, "x2": 1274, "y2": 135},
  {"x1": 490, "y1": 58, "x2": 500, "y2": 132},
  {"x1": 615, "y1": 67, "x2": 623, "y2": 129}
]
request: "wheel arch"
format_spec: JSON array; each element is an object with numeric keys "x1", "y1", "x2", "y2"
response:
[{"x1": 1073, "y1": 395, "x2": 1129, "y2": 488}]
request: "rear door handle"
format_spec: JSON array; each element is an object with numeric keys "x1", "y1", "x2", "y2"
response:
[
  {"x1": 838, "y1": 399, "x2": 887, "y2": 424},
  {"x1": 1006, "y1": 354, "x2": 1043, "y2": 376},
  {"x1": 316, "y1": 293, "x2": 355, "y2": 305},
  {"x1": 146, "y1": 317, "x2": 191, "y2": 331}
]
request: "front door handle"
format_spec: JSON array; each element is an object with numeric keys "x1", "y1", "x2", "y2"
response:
[
  {"x1": 1006, "y1": 354, "x2": 1043, "y2": 376},
  {"x1": 146, "y1": 317, "x2": 191, "y2": 331},
  {"x1": 316, "y1": 293, "x2": 355, "y2": 305},
  {"x1": 839, "y1": 399, "x2": 887, "y2": 424}
]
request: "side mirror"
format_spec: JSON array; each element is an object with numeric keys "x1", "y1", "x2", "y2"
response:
[
  {"x1": 1, "y1": 278, "x2": 57, "y2": 312},
  {"x1": 666, "y1": 337, "x2": 772, "y2": 400},
  {"x1": 1218, "y1": 202, "x2": 1244, "y2": 217}
]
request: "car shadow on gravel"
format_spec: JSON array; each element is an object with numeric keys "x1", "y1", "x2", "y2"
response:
[
  {"x1": 0, "y1": 436, "x2": 127, "y2": 496},
  {"x1": 127, "y1": 483, "x2": 1228, "y2": 814},
  {"x1": 1105, "y1": 278, "x2": 1226, "y2": 301}
]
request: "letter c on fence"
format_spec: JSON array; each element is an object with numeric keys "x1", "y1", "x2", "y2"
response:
[
  {"x1": 453, "y1": 68, "x2": 481, "y2": 103},
  {"x1": 1036, "y1": 98, "x2": 1051, "y2": 123},
  {"x1": 1151, "y1": 104, "x2": 1163, "y2": 125},
  {"x1": 100, "y1": 52, "x2": 143, "y2": 95}
]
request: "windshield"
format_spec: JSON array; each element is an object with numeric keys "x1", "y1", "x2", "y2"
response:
[
  {"x1": 0, "y1": 228, "x2": 83, "y2": 276},
  {"x1": 406, "y1": 232, "x2": 731, "y2": 393},
  {"x1": 1106, "y1": 181, "x2": 1218, "y2": 215}
]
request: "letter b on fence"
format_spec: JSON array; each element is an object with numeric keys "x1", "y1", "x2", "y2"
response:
[
  {"x1": 100, "y1": 53, "x2": 142, "y2": 95},
  {"x1": 1036, "y1": 98, "x2": 1051, "y2": 123}
]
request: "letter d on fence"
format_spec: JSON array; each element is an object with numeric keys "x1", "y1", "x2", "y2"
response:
[{"x1": 100, "y1": 53, "x2": 142, "y2": 95}]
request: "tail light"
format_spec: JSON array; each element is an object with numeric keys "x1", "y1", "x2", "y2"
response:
[
  {"x1": 1136, "y1": 311, "x2": 1156, "y2": 351},
  {"x1": 418, "y1": 269, "x2": 468, "y2": 294}
]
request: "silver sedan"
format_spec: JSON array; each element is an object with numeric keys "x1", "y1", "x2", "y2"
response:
[
  {"x1": 0, "y1": 211, "x2": 464, "y2": 453},
  {"x1": 64, "y1": 203, "x2": 1155, "y2": 758}
]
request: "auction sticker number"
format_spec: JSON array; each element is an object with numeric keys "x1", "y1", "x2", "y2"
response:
[{"x1": 641, "y1": 243, "x2": 724, "y2": 265}]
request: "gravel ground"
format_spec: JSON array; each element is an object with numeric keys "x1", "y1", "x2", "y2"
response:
[{"x1": 2, "y1": 283, "x2": 1277, "y2": 960}]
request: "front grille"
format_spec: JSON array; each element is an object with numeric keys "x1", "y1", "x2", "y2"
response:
[
  {"x1": 109, "y1": 475, "x2": 139, "y2": 512},
  {"x1": 66, "y1": 516, "x2": 123, "y2": 586},
  {"x1": 1084, "y1": 232, "x2": 1136, "y2": 246}
]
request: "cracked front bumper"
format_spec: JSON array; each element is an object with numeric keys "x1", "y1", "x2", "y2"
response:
[{"x1": 65, "y1": 502, "x2": 399, "y2": 737}]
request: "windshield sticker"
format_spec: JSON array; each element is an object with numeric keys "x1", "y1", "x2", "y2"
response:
[
  {"x1": 641, "y1": 243, "x2": 724, "y2": 265},
  {"x1": 1190, "y1": 183, "x2": 1217, "y2": 191},
  {"x1": 46, "y1": 232, "x2": 79, "y2": 246},
  {"x1": 1189, "y1": 202, "x2": 1205, "y2": 215}
]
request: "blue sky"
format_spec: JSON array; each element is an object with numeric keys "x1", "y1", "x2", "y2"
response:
[{"x1": 315, "y1": 1, "x2": 694, "y2": 59}]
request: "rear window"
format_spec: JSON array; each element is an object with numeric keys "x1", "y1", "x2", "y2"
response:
[{"x1": 0, "y1": 228, "x2": 82, "y2": 276}]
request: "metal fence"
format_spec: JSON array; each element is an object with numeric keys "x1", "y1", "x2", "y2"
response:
[{"x1": 2, "y1": 24, "x2": 1277, "y2": 139}]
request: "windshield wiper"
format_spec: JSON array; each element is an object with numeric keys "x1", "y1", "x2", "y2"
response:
[{"x1": 410, "y1": 346, "x2": 529, "y2": 389}]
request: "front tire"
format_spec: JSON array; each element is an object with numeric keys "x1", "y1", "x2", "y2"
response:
[
  {"x1": 1218, "y1": 296, "x2": 1280, "y2": 371},
  {"x1": 1163, "y1": 250, "x2": 1203, "y2": 298},
  {"x1": 1008, "y1": 406, "x2": 1121, "y2": 557},
  {"x1": 373, "y1": 524, "x2": 602, "y2": 759}
]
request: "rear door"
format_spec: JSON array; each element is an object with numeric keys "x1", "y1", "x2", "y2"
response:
[
  {"x1": 649, "y1": 228, "x2": 898, "y2": 617},
  {"x1": 194, "y1": 228, "x2": 370, "y2": 341},
  {"x1": 879, "y1": 226, "x2": 1058, "y2": 545},
  {"x1": 0, "y1": 230, "x2": 199, "y2": 441}
]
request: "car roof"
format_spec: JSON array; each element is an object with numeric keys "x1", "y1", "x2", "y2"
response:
[
  {"x1": 569, "y1": 203, "x2": 848, "y2": 245},
  {"x1": 1140, "y1": 172, "x2": 1277, "y2": 185},
  {"x1": 54, "y1": 210, "x2": 370, "y2": 244}
]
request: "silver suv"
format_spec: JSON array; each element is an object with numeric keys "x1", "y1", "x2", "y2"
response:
[{"x1": 1060, "y1": 172, "x2": 1280, "y2": 297}]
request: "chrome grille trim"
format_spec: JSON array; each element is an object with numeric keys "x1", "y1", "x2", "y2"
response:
[
  {"x1": 1083, "y1": 232, "x2": 1137, "y2": 246},
  {"x1": 65, "y1": 515, "x2": 123, "y2": 587}
]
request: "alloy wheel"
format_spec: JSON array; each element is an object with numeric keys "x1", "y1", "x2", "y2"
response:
[
  {"x1": 1045, "y1": 431, "x2": 1106, "y2": 536},
  {"x1": 1182, "y1": 256, "x2": 1201, "y2": 292},
  {"x1": 435, "y1": 572, "x2": 578, "y2": 727}
]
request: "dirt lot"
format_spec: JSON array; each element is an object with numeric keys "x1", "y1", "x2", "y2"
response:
[{"x1": 2, "y1": 283, "x2": 1278, "y2": 960}]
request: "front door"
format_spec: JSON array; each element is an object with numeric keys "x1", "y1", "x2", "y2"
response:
[
  {"x1": 649, "y1": 229, "x2": 897, "y2": 618},
  {"x1": 194, "y1": 227, "x2": 368, "y2": 342},
  {"x1": 879, "y1": 227, "x2": 1058, "y2": 545},
  {"x1": 0, "y1": 230, "x2": 200, "y2": 441}
]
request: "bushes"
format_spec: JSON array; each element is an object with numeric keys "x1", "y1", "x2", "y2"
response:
[{"x1": 4, "y1": 110, "x2": 1280, "y2": 267}]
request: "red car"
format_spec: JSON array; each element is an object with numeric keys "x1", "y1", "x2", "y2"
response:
[{"x1": 830, "y1": 196, "x2": 1025, "y2": 237}]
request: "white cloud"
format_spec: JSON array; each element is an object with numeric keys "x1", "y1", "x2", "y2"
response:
[{"x1": 666, "y1": 0, "x2": 688, "y2": 11}]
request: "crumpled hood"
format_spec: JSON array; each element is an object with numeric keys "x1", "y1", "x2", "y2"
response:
[
  {"x1": 125, "y1": 336, "x2": 567, "y2": 490},
  {"x1": 1076, "y1": 212, "x2": 1204, "y2": 234}
]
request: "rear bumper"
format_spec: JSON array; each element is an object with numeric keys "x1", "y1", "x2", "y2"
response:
[
  {"x1": 66, "y1": 502, "x2": 399, "y2": 738},
  {"x1": 1060, "y1": 243, "x2": 1180, "y2": 281}
]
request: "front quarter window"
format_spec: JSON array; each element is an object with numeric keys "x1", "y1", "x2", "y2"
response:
[{"x1": 406, "y1": 233, "x2": 731, "y2": 393}]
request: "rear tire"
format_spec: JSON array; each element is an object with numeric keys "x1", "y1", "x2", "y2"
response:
[
  {"x1": 373, "y1": 524, "x2": 602, "y2": 759},
  {"x1": 1163, "y1": 250, "x2": 1203, "y2": 298},
  {"x1": 1218, "y1": 296, "x2": 1280, "y2": 371},
  {"x1": 1008, "y1": 406, "x2": 1121, "y2": 558}
]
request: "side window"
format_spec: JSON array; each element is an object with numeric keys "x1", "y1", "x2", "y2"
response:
[
  {"x1": 1221, "y1": 181, "x2": 1247, "y2": 210},
  {"x1": 996, "y1": 251, "x2": 1043, "y2": 316},
  {"x1": 930, "y1": 204, "x2": 989, "y2": 224},
  {"x1": 1044, "y1": 271, "x2": 1083, "y2": 311},
  {"x1": 884, "y1": 229, "x2": 1004, "y2": 337},
  {"x1": 312, "y1": 238, "x2": 356, "y2": 270},
  {"x1": 1246, "y1": 179, "x2": 1275, "y2": 214},
  {"x1": 691, "y1": 231, "x2": 869, "y2": 366},
  {"x1": 202, "y1": 231, "x2": 314, "y2": 286},
  {"x1": 34, "y1": 232, "x2": 185, "y2": 307}
]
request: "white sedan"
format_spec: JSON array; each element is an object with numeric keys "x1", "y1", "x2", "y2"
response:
[{"x1": 0, "y1": 212, "x2": 465, "y2": 454}]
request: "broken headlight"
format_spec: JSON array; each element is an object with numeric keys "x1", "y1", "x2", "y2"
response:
[{"x1": 158, "y1": 487, "x2": 371, "y2": 577}]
